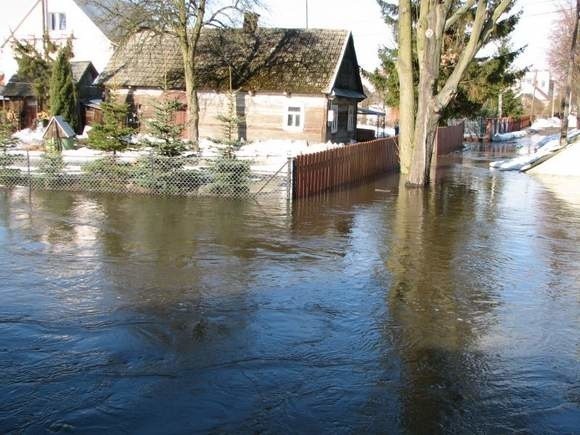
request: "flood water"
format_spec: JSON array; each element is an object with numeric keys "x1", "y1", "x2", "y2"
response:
[{"x1": 1, "y1": 146, "x2": 579, "y2": 434}]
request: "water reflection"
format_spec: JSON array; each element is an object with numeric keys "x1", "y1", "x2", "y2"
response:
[{"x1": 0, "y1": 153, "x2": 579, "y2": 433}]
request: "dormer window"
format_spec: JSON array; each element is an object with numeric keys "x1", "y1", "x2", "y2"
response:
[{"x1": 49, "y1": 13, "x2": 66, "y2": 31}]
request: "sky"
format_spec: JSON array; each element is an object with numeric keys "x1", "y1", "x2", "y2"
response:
[{"x1": 258, "y1": 0, "x2": 570, "y2": 72}]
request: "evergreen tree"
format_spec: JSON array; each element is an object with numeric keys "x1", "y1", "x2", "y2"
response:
[
  {"x1": 50, "y1": 46, "x2": 80, "y2": 132},
  {"x1": 368, "y1": 37, "x2": 525, "y2": 121},
  {"x1": 13, "y1": 39, "x2": 57, "y2": 112},
  {"x1": 88, "y1": 101, "x2": 134, "y2": 155},
  {"x1": 146, "y1": 99, "x2": 187, "y2": 157}
]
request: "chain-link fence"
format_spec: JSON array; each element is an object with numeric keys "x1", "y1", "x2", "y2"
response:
[{"x1": 0, "y1": 151, "x2": 293, "y2": 199}]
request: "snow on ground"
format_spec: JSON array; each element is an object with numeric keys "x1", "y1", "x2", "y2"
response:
[
  {"x1": 11, "y1": 126, "x2": 45, "y2": 145},
  {"x1": 9, "y1": 135, "x2": 349, "y2": 174},
  {"x1": 357, "y1": 124, "x2": 396, "y2": 137},
  {"x1": 530, "y1": 116, "x2": 578, "y2": 131},
  {"x1": 492, "y1": 130, "x2": 528, "y2": 142},
  {"x1": 490, "y1": 129, "x2": 580, "y2": 171},
  {"x1": 531, "y1": 117, "x2": 561, "y2": 130}
]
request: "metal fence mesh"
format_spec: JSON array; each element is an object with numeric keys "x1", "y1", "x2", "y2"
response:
[{"x1": 0, "y1": 151, "x2": 292, "y2": 199}]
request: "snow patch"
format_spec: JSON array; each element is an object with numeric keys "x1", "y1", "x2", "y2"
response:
[
  {"x1": 531, "y1": 117, "x2": 561, "y2": 130},
  {"x1": 12, "y1": 126, "x2": 45, "y2": 145},
  {"x1": 490, "y1": 129, "x2": 580, "y2": 171},
  {"x1": 492, "y1": 130, "x2": 528, "y2": 142}
]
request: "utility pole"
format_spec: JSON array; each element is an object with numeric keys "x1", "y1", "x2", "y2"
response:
[
  {"x1": 559, "y1": 0, "x2": 579, "y2": 146},
  {"x1": 551, "y1": 81, "x2": 556, "y2": 118},
  {"x1": 41, "y1": 0, "x2": 49, "y2": 59},
  {"x1": 530, "y1": 70, "x2": 538, "y2": 121},
  {"x1": 498, "y1": 91, "x2": 503, "y2": 118},
  {"x1": 305, "y1": 0, "x2": 309, "y2": 29}
]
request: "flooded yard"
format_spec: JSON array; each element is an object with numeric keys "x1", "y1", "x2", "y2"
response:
[{"x1": 1, "y1": 147, "x2": 579, "y2": 433}]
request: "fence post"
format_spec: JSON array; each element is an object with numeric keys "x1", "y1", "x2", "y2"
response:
[
  {"x1": 26, "y1": 150, "x2": 32, "y2": 186},
  {"x1": 286, "y1": 156, "x2": 293, "y2": 202}
]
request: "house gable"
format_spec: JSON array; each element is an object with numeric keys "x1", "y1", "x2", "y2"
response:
[{"x1": 328, "y1": 34, "x2": 365, "y2": 100}]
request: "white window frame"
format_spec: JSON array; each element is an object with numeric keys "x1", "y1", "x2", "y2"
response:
[
  {"x1": 49, "y1": 12, "x2": 66, "y2": 31},
  {"x1": 347, "y1": 105, "x2": 355, "y2": 132},
  {"x1": 330, "y1": 104, "x2": 338, "y2": 134},
  {"x1": 283, "y1": 103, "x2": 304, "y2": 132}
]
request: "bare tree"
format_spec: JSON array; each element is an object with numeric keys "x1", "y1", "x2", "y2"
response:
[
  {"x1": 392, "y1": 0, "x2": 515, "y2": 186},
  {"x1": 548, "y1": 1, "x2": 579, "y2": 144},
  {"x1": 89, "y1": 0, "x2": 258, "y2": 150}
]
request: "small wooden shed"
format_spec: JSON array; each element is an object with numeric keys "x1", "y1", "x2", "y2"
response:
[{"x1": 43, "y1": 116, "x2": 76, "y2": 151}]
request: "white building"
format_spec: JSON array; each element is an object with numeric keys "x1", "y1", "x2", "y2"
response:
[
  {"x1": 0, "y1": 0, "x2": 117, "y2": 84},
  {"x1": 519, "y1": 70, "x2": 553, "y2": 102}
]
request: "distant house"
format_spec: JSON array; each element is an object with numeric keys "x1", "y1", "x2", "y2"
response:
[
  {"x1": 1, "y1": 61, "x2": 99, "y2": 130},
  {"x1": 519, "y1": 70, "x2": 553, "y2": 103},
  {"x1": 0, "y1": 0, "x2": 118, "y2": 82},
  {"x1": 99, "y1": 16, "x2": 366, "y2": 143}
]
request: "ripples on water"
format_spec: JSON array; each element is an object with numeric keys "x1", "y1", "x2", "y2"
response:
[{"x1": 0, "y1": 149, "x2": 579, "y2": 434}]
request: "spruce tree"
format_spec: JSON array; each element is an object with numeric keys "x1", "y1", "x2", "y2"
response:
[
  {"x1": 88, "y1": 101, "x2": 134, "y2": 155},
  {"x1": 146, "y1": 99, "x2": 187, "y2": 157},
  {"x1": 49, "y1": 47, "x2": 80, "y2": 132}
]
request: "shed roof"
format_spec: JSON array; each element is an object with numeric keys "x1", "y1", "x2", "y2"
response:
[
  {"x1": 71, "y1": 61, "x2": 98, "y2": 83},
  {"x1": 100, "y1": 28, "x2": 352, "y2": 94},
  {"x1": 0, "y1": 76, "x2": 34, "y2": 98},
  {"x1": 43, "y1": 116, "x2": 76, "y2": 139}
]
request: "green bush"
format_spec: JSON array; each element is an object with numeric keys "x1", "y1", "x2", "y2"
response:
[
  {"x1": 37, "y1": 152, "x2": 66, "y2": 188},
  {"x1": 81, "y1": 157, "x2": 133, "y2": 191},
  {"x1": 82, "y1": 157, "x2": 133, "y2": 180},
  {"x1": 39, "y1": 152, "x2": 65, "y2": 177},
  {"x1": 131, "y1": 155, "x2": 210, "y2": 194},
  {"x1": 207, "y1": 156, "x2": 251, "y2": 196}
]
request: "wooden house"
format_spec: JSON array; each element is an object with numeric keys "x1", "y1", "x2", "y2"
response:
[
  {"x1": 0, "y1": 61, "x2": 100, "y2": 131},
  {"x1": 99, "y1": 16, "x2": 366, "y2": 144}
]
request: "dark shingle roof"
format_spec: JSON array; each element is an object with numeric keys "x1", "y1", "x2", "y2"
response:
[
  {"x1": 1, "y1": 62, "x2": 98, "y2": 99},
  {"x1": 1, "y1": 76, "x2": 34, "y2": 98},
  {"x1": 100, "y1": 28, "x2": 350, "y2": 94},
  {"x1": 71, "y1": 61, "x2": 98, "y2": 83}
]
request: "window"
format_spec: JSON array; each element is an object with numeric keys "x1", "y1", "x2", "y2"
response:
[
  {"x1": 49, "y1": 13, "x2": 66, "y2": 31},
  {"x1": 330, "y1": 104, "x2": 338, "y2": 134},
  {"x1": 347, "y1": 105, "x2": 355, "y2": 132},
  {"x1": 284, "y1": 105, "x2": 304, "y2": 131}
]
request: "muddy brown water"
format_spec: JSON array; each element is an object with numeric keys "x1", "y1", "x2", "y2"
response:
[{"x1": 1, "y1": 146, "x2": 579, "y2": 434}]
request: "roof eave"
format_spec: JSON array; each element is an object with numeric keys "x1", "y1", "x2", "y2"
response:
[{"x1": 324, "y1": 30, "x2": 351, "y2": 95}]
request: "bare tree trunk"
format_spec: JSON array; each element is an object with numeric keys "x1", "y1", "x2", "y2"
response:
[
  {"x1": 183, "y1": 59, "x2": 200, "y2": 151},
  {"x1": 396, "y1": 0, "x2": 415, "y2": 174},
  {"x1": 406, "y1": 2, "x2": 445, "y2": 186},
  {"x1": 560, "y1": 0, "x2": 579, "y2": 146},
  {"x1": 175, "y1": 0, "x2": 205, "y2": 152}
]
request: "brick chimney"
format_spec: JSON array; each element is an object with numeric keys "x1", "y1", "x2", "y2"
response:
[{"x1": 243, "y1": 12, "x2": 260, "y2": 33}]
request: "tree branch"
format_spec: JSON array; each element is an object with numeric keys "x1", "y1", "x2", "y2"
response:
[{"x1": 445, "y1": 0, "x2": 477, "y2": 31}]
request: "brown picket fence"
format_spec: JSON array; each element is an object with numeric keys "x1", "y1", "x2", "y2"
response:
[
  {"x1": 486, "y1": 116, "x2": 531, "y2": 138},
  {"x1": 435, "y1": 122, "x2": 465, "y2": 155},
  {"x1": 292, "y1": 137, "x2": 399, "y2": 198}
]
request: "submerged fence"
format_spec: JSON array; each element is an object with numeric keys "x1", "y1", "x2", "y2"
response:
[
  {"x1": 293, "y1": 123, "x2": 465, "y2": 198},
  {"x1": 435, "y1": 122, "x2": 465, "y2": 155},
  {"x1": 292, "y1": 138, "x2": 399, "y2": 198},
  {"x1": 0, "y1": 151, "x2": 292, "y2": 199},
  {"x1": 486, "y1": 116, "x2": 531, "y2": 138},
  {"x1": 461, "y1": 116, "x2": 532, "y2": 140}
]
